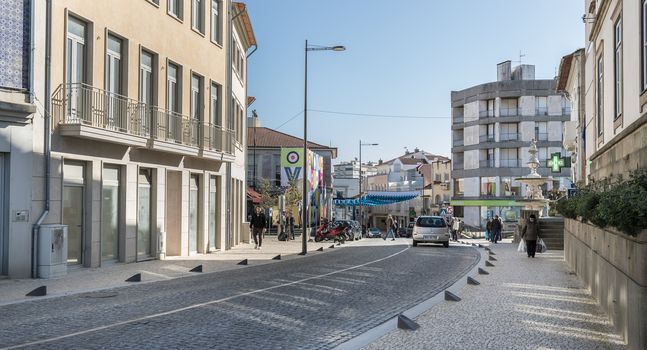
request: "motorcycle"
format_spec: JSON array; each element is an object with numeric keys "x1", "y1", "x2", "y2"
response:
[{"x1": 315, "y1": 220, "x2": 348, "y2": 243}]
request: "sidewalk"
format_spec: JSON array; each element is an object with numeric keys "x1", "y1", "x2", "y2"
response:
[
  {"x1": 0, "y1": 235, "x2": 335, "y2": 306},
  {"x1": 361, "y1": 239, "x2": 627, "y2": 350}
]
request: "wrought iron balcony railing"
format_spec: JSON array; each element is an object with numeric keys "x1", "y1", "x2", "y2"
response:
[{"x1": 52, "y1": 83, "x2": 235, "y2": 155}]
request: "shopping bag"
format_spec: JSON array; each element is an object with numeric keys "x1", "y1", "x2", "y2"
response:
[
  {"x1": 537, "y1": 238, "x2": 548, "y2": 253},
  {"x1": 517, "y1": 239, "x2": 526, "y2": 252}
]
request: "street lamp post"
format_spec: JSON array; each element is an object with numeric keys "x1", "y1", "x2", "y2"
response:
[
  {"x1": 302, "y1": 40, "x2": 345, "y2": 255},
  {"x1": 358, "y1": 140, "x2": 378, "y2": 234}
]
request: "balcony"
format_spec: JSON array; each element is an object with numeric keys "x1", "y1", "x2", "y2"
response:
[
  {"x1": 479, "y1": 110, "x2": 494, "y2": 119},
  {"x1": 499, "y1": 132, "x2": 519, "y2": 141},
  {"x1": 499, "y1": 107, "x2": 519, "y2": 117},
  {"x1": 536, "y1": 107, "x2": 548, "y2": 116},
  {"x1": 479, "y1": 134, "x2": 495, "y2": 143},
  {"x1": 53, "y1": 83, "x2": 235, "y2": 157},
  {"x1": 500, "y1": 159, "x2": 520, "y2": 167},
  {"x1": 453, "y1": 163, "x2": 464, "y2": 170},
  {"x1": 452, "y1": 138, "x2": 464, "y2": 147},
  {"x1": 536, "y1": 132, "x2": 548, "y2": 141},
  {"x1": 453, "y1": 116, "x2": 464, "y2": 124},
  {"x1": 52, "y1": 83, "x2": 150, "y2": 147},
  {"x1": 479, "y1": 159, "x2": 495, "y2": 168}
]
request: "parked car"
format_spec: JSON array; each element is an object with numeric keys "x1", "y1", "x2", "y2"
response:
[
  {"x1": 366, "y1": 227, "x2": 382, "y2": 238},
  {"x1": 398, "y1": 223, "x2": 413, "y2": 238},
  {"x1": 412, "y1": 216, "x2": 450, "y2": 247}
]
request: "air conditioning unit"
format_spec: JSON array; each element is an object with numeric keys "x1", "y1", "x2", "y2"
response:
[{"x1": 38, "y1": 225, "x2": 68, "y2": 279}]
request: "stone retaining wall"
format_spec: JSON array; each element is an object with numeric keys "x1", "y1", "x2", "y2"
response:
[{"x1": 564, "y1": 218, "x2": 647, "y2": 349}]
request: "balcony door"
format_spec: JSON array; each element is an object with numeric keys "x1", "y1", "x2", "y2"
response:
[
  {"x1": 166, "y1": 63, "x2": 179, "y2": 142},
  {"x1": 105, "y1": 35, "x2": 123, "y2": 129},
  {"x1": 66, "y1": 16, "x2": 86, "y2": 120},
  {"x1": 139, "y1": 51, "x2": 154, "y2": 135}
]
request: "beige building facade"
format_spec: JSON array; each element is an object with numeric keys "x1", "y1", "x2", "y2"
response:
[
  {"x1": 583, "y1": 0, "x2": 647, "y2": 180},
  {"x1": 9, "y1": 0, "x2": 257, "y2": 279}
]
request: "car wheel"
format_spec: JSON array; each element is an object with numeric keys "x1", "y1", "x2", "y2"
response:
[
  {"x1": 412, "y1": 240, "x2": 418, "y2": 247},
  {"x1": 443, "y1": 242, "x2": 449, "y2": 248}
]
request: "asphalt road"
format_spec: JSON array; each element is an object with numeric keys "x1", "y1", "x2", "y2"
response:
[{"x1": 0, "y1": 242, "x2": 479, "y2": 350}]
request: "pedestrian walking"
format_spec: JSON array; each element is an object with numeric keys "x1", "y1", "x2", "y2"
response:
[
  {"x1": 458, "y1": 219, "x2": 464, "y2": 239},
  {"x1": 491, "y1": 215, "x2": 502, "y2": 243},
  {"x1": 288, "y1": 212, "x2": 295, "y2": 240},
  {"x1": 384, "y1": 215, "x2": 396, "y2": 241},
  {"x1": 452, "y1": 219, "x2": 460, "y2": 241},
  {"x1": 521, "y1": 214, "x2": 540, "y2": 258},
  {"x1": 485, "y1": 218, "x2": 492, "y2": 241},
  {"x1": 250, "y1": 206, "x2": 267, "y2": 249}
]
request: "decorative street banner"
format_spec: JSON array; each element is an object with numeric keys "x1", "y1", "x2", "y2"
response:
[{"x1": 280, "y1": 148, "x2": 304, "y2": 186}]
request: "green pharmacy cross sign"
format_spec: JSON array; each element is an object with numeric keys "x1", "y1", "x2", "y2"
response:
[{"x1": 546, "y1": 153, "x2": 571, "y2": 173}]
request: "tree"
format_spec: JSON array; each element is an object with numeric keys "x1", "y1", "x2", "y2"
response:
[
  {"x1": 257, "y1": 178, "x2": 278, "y2": 209},
  {"x1": 284, "y1": 180, "x2": 302, "y2": 213}
]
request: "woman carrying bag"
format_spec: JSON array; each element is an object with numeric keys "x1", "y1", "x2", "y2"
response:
[{"x1": 521, "y1": 214, "x2": 540, "y2": 258}]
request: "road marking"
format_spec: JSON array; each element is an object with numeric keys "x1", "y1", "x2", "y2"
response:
[{"x1": 2, "y1": 246, "x2": 410, "y2": 350}]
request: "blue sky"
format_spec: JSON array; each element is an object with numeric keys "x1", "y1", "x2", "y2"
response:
[{"x1": 244, "y1": 0, "x2": 585, "y2": 164}]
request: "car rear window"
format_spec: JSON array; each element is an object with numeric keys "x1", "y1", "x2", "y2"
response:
[{"x1": 416, "y1": 217, "x2": 447, "y2": 228}]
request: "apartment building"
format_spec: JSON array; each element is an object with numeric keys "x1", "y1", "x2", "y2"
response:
[
  {"x1": 450, "y1": 62, "x2": 572, "y2": 229},
  {"x1": 0, "y1": 0, "x2": 46, "y2": 278},
  {"x1": 2, "y1": 0, "x2": 257, "y2": 279},
  {"x1": 582, "y1": 0, "x2": 647, "y2": 180}
]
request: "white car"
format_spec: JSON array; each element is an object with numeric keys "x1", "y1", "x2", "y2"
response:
[{"x1": 412, "y1": 216, "x2": 451, "y2": 248}]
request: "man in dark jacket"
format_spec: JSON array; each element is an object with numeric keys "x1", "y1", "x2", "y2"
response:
[
  {"x1": 491, "y1": 215, "x2": 502, "y2": 243},
  {"x1": 522, "y1": 214, "x2": 540, "y2": 258},
  {"x1": 250, "y1": 206, "x2": 267, "y2": 249}
]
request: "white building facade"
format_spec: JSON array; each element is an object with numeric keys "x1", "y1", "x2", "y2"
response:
[{"x1": 450, "y1": 62, "x2": 572, "y2": 229}]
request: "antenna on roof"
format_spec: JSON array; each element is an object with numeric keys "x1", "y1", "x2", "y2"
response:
[{"x1": 514, "y1": 50, "x2": 526, "y2": 65}]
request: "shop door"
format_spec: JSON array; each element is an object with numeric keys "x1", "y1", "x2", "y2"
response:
[
  {"x1": 63, "y1": 162, "x2": 85, "y2": 265},
  {"x1": 189, "y1": 175, "x2": 199, "y2": 254},
  {"x1": 208, "y1": 176, "x2": 217, "y2": 251},
  {"x1": 101, "y1": 166, "x2": 120, "y2": 261},
  {"x1": 137, "y1": 169, "x2": 152, "y2": 259}
]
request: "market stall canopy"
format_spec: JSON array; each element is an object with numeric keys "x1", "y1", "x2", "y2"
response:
[
  {"x1": 247, "y1": 187, "x2": 262, "y2": 204},
  {"x1": 333, "y1": 191, "x2": 420, "y2": 207}
]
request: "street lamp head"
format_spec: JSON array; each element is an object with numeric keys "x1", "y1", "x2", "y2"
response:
[{"x1": 331, "y1": 45, "x2": 346, "y2": 51}]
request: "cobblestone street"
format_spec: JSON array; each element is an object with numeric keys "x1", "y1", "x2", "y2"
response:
[{"x1": 0, "y1": 240, "x2": 478, "y2": 349}]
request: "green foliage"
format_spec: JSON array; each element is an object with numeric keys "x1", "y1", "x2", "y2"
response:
[
  {"x1": 556, "y1": 169, "x2": 647, "y2": 236},
  {"x1": 257, "y1": 178, "x2": 277, "y2": 209}
]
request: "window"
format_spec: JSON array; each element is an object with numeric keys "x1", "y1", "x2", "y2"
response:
[
  {"x1": 643, "y1": 0, "x2": 647, "y2": 91},
  {"x1": 614, "y1": 16, "x2": 622, "y2": 119},
  {"x1": 192, "y1": 0, "x2": 204, "y2": 33},
  {"x1": 210, "y1": 83, "x2": 220, "y2": 126},
  {"x1": 191, "y1": 74, "x2": 202, "y2": 121},
  {"x1": 500, "y1": 148, "x2": 518, "y2": 168},
  {"x1": 454, "y1": 178, "x2": 464, "y2": 196},
  {"x1": 480, "y1": 177, "x2": 496, "y2": 196},
  {"x1": 148, "y1": 0, "x2": 160, "y2": 5},
  {"x1": 140, "y1": 51, "x2": 154, "y2": 106},
  {"x1": 500, "y1": 99, "x2": 518, "y2": 116},
  {"x1": 66, "y1": 16, "x2": 87, "y2": 118},
  {"x1": 500, "y1": 177, "x2": 520, "y2": 197},
  {"x1": 538, "y1": 147, "x2": 548, "y2": 163},
  {"x1": 597, "y1": 55, "x2": 604, "y2": 136},
  {"x1": 500, "y1": 123, "x2": 518, "y2": 141},
  {"x1": 168, "y1": 0, "x2": 183, "y2": 20},
  {"x1": 105, "y1": 35, "x2": 123, "y2": 95},
  {"x1": 536, "y1": 96, "x2": 547, "y2": 115},
  {"x1": 535, "y1": 122, "x2": 548, "y2": 141},
  {"x1": 167, "y1": 63, "x2": 179, "y2": 113},
  {"x1": 66, "y1": 16, "x2": 86, "y2": 85},
  {"x1": 211, "y1": 0, "x2": 220, "y2": 43}
]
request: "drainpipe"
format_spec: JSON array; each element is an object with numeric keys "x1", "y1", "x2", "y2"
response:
[{"x1": 32, "y1": 0, "x2": 52, "y2": 278}]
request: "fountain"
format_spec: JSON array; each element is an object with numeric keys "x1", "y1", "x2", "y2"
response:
[{"x1": 515, "y1": 139, "x2": 551, "y2": 216}]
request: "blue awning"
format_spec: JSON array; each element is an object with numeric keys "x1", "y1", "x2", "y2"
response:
[{"x1": 333, "y1": 191, "x2": 420, "y2": 207}]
